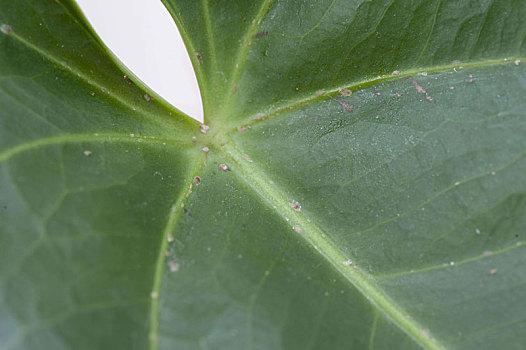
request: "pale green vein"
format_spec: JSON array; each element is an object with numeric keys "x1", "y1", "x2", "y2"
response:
[
  {"x1": 234, "y1": 57, "x2": 526, "y2": 130},
  {"x1": 148, "y1": 152, "x2": 204, "y2": 350},
  {"x1": 414, "y1": 0, "x2": 441, "y2": 66},
  {"x1": 221, "y1": 142, "x2": 445, "y2": 350},
  {"x1": 376, "y1": 240, "x2": 526, "y2": 279},
  {"x1": 0, "y1": 133, "x2": 183, "y2": 163},
  {"x1": 5, "y1": 30, "x2": 187, "y2": 130},
  {"x1": 299, "y1": 0, "x2": 337, "y2": 40},
  {"x1": 201, "y1": 0, "x2": 219, "y2": 86},
  {"x1": 220, "y1": 0, "x2": 275, "y2": 120},
  {"x1": 246, "y1": 239, "x2": 288, "y2": 350},
  {"x1": 368, "y1": 310, "x2": 379, "y2": 350}
]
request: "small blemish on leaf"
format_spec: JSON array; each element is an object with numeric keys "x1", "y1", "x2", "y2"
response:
[
  {"x1": 242, "y1": 154, "x2": 253, "y2": 162},
  {"x1": 150, "y1": 291, "x2": 159, "y2": 299},
  {"x1": 467, "y1": 73, "x2": 475, "y2": 83},
  {"x1": 218, "y1": 164, "x2": 230, "y2": 171},
  {"x1": 254, "y1": 31, "x2": 268, "y2": 38},
  {"x1": 339, "y1": 89, "x2": 352, "y2": 96},
  {"x1": 167, "y1": 233, "x2": 174, "y2": 242},
  {"x1": 200, "y1": 124, "x2": 210, "y2": 134},
  {"x1": 293, "y1": 225, "x2": 302, "y2": 233},
  {"x1": 83, "y1": 150, "x2": 92, "y2": 156},
  {"x1": 0, "y1": 24, "x2": 11, "y2": 35},
  {"x1": 288, "y1": 200, "x2": 302, "y2": 212},
  {"x1": 391, "y1": 70, "x2": 401, "y2": 76},
  {"x1": 196, "y1": 53, "x2": 203, "y2": 65},
  {"x1": 202, "y1": 146, "x2": 209, "y2": 152},
  {"x1": 342, "y1": 259, "x2": 352, "y2": 266},
  {"x1": 124, "y1": 75, "x2": 132, "y2": 84},
  {"x1": 144, "y1": 93, "x2": 154, "y2": 102},
  {"x1": 408, "y1": 77, "x2": 426, "y2": 94},
  {"x1": 408, "y1": 76, "x2": 434, "y2": 103},
  {"x1": 238, "y1": 126, "x2": 251, "y2": 132},
  {"x1": 169, "y1": 259, "x2": 179, "y2": 272},
  {"x1": 490, "y1": 268, "x2": 497, "y2": 275},
  {"x1": 422, "y1": 329, "x2": 431, "y2": 339},
  {"x1": 337, "y1": 97, "x2": 354, "y2": 113},
  {"x1": 514, "y1": 59, "x2": 520, "y2": 66},
  {"x1": 193, "y1": 176, "x2": 201, "y2": 185}
]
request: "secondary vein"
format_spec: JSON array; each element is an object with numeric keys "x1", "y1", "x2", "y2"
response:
[
  {"x1": 232, "y1": 56, "x2": 526, "y2": 131},
  {"x1": 148, "y1": 152, "x2": 205, "y2": 350},
  {"x1": 0, "y1": 133, "x2": 186, "y2": 163}
]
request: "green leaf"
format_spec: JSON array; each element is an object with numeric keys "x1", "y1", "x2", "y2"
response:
[{"x1": 1, "y1": 1, "x2": 526, "y2": 349}]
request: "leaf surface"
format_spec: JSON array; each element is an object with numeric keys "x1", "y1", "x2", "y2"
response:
[{"x1": 1, "y1": 0, "x2": 526, "y2": 349}]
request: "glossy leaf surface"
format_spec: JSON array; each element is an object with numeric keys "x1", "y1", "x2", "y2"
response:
[{"x1": 1, "y1": 1, "x2": 526, "y2": 349}]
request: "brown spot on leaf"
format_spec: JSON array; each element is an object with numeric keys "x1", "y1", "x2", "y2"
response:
[
  {"x1": 337, "y1": 97, "x2": 354, "y2": 113},
  {"x1": 193, "y1": 176, "x2": 201, "y2": 185},
  {"x1": 238, "y1": 126, "x2": 251, "y2": 133},
  {"x1": 254, "y1": 31, "x2": 268, "y2": 38},
  {"x1": 123, "y1": 75, "x2": 132, "y2": 84},
  {"x1": 339, "y1": 89, "x2": 352, "y2": 96},
  {"x1": 408, "y1": 77, "x2": 426, "y2": 94},
  {"x1": 196, "y1": 53, "x2": 203, "y2": 65},
  {"x1": 408, "y1": 76, "x2": 434, "y2": 103},
  {"x1": 218, "y1": 164, "x2": 230, "y2": 171}
]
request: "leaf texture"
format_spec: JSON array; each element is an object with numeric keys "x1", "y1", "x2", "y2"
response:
[{"x1": 1, "y1": 0, "x2": 526, "y2": 349}]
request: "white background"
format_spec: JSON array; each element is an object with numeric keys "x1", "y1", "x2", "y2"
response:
[{"x1": 76, "y1": 0, "x2": 204, "y2": 122}]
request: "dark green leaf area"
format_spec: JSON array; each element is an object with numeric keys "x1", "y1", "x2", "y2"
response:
[
  {"x1": 0, "y1": 141, "x2": 193, "y2": 349},
  {"x1": 381, "y1": 248, "x2": 526, "y2": 349},
  {"x1": 157, "y1": 153, "x2": 419, "y2": 350},
  {"x1": 235, "y1": 63, "x2": 526, "y2": 274},
  {"x1": 231, "y1": 0, "x2": 526, "y2": 120}
]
